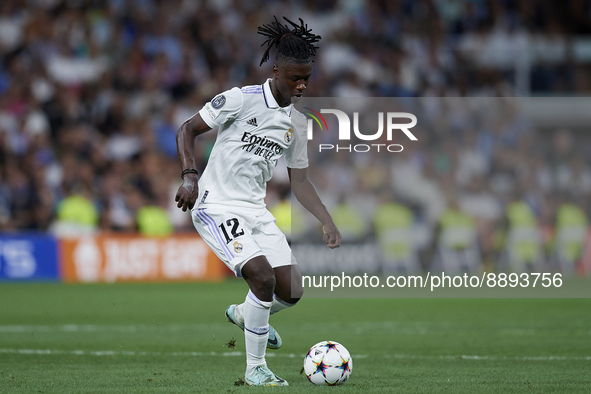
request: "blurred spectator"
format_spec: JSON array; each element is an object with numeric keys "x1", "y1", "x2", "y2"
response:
[
  {"x1": 153, "y1": 104, "x2": 179, "y2": 158},
  {"x1": 433, "y1": 192, "x2": 481, "y2": 274},
  {"x1": 372, "y1": 188, "x2": 419, "y2": 274},
  {"x1": 331, "y1": 193, "x2": 368, "y2": 242},
  {"x1": 552, "y1": 197, "x2": 588, "y2": 275},
  {"x1": 499, "y1": 194, "x2": 545, "y2": 273},
  {"x1": 49, "y1": 189, "x2": 99, "y2": 237}
]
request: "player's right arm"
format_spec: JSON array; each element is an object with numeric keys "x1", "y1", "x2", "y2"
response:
[
  {"x1": 175, "y1": 88, "x2": 243, "y2": 211},
  {"x1": 175, "y1": 113, "x2": 211, "y2": 211}
]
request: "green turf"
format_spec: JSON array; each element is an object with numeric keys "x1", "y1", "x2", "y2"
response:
[{"x1": 0, "y1": 280, "x2": 590, "y2": 393}]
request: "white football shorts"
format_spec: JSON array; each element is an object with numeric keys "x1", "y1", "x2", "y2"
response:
[{"x1": 191, "y1": 204, "x2": 294, "y2": 277}]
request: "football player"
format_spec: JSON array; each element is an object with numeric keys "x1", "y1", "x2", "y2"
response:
[{"x1": 175, "y1": 16, "x2": 340, "y2": 386}]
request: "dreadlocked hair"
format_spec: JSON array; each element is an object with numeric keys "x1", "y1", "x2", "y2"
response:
[{"x1": 258, "y1": 16, "x2": 321, "y2": 66}]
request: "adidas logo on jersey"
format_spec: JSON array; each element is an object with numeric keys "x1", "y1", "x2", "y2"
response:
[{"x1": 247, "y1": 118, "x2": 258, "y2": 127}]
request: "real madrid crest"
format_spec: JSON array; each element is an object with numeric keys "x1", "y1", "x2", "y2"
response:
[
  {"x1": 233, "y1": 241, "x2": 243, "y2": 253},
  {"x1": 284, "y1": 128, "x2": 293, "y2": 143}
]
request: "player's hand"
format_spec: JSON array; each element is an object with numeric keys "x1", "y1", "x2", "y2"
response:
[
  {"x1": 175, "y1": 175, "x2": 199, "y2": 212},
  {"x1": 322, "y1": 221, "x2": 341, "y2": 249}
]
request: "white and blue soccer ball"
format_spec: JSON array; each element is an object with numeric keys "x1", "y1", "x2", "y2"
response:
[{"x1": 303, "y1": 340, "x2": 352, "y2": 386}]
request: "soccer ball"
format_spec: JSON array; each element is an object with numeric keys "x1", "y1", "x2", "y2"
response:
[{"x1": 303, "y1": 341, "x2": 352, "y2": 385}]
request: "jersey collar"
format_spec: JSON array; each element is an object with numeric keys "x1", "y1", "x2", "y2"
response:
[{"x1": 263, "y1": 79, "x2": 292, "y2": 116}]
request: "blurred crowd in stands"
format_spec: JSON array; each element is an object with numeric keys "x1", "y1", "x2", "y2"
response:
[{"x1": 1, "y1": 0, "x2": 591, "y2": 272}]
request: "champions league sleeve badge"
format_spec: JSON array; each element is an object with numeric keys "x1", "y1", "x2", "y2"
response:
[
  {"x1": 284, "y1": 128, "x2": 293, "y2": 143},
  {"x1": 212, "y1": 94, "x2": 226, "y2": 109}
]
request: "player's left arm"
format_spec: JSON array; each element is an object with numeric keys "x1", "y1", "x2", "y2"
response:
[{"x1": 288, "y1": 167, "x2": 341, "y2": 248}]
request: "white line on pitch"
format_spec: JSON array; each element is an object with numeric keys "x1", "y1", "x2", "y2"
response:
[
  {"x1": 0, "y1": 348, "x2": 324, "y2": 358},
  {"x1": 0, "y1": 349, "x2": 589, "y2": 361},
  {"x1": 0, "y1": 324, "x2": 217, "y2": 333},
  {"x1": 0, "y1": 321, "x2": 457, "y2": 333},
  {"x1": 4, "y1": 323, "x2": 589, "y2": 336}
]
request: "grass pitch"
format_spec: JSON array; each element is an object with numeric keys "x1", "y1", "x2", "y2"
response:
[{"x1": 0, "y1": 280, "x2": 590, "y2": 393}]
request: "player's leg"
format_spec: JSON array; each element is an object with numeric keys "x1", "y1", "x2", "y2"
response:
[
  {"x1": 271, "y1": 264, "x2": 303, "y2": 314},
  {"x1": 191, "y1": 207, "x2": 286, "y2": 385},
  {"x1": 232, "y1": 264, "x2": 301, "y2": 319},
  {"x1": 240, "y1": 256, "x2": 288, "y2": 386},
  {"x1": 227, "y1": 209, "x2": 293, "y2": 349},
  {"x1": 241, "y1": 256, "x2": 274, "y2": 373},
  {"x1": 224, "y1": 250, "x2": 282, "y2": 349},
  {"x1": 228, "y1": 264, "x2": 298, "y2": 350}
]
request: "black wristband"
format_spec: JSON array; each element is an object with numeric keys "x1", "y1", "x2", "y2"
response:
[{"x1": 181, "y1": 169, "x2": 199, "y2": 180}]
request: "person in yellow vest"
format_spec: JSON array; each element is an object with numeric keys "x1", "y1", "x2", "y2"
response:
[
  {"x1": 372, "y1": 188, "x2": 418, "y2": 274},
  {"x1": 50, "y1": 189, "x2": 99, "y2": 236},
  {"x1": 136, "y1": 205, "x2": 173, "y2": 236},
  {"x1": 500, "y1": 195, "x2": 544, "y2": 273},
  {"x1": 553, "y1": 198, "x2": 588, "y2": 276},
  {"x1": 268, "y1": 185, "x2": 307, "y2": 243},
  {"x1": 270, "y1": 197, "x2": 292, "y2": 238},
  {"x1": 434, "y1": 193, "x2": 481, "y2": 274},
  {"x1": 331, "y1": 193, "x2": 368, "y2": 243},
  {"x1": 127, "y1": 188, "x2": 173, "y2": 237}
]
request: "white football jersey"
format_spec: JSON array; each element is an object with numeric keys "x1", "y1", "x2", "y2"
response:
[{"x1": 194, "y1": 79, "x2": 308, "y2": 210}]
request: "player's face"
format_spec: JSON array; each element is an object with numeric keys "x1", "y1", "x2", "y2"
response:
[{"x1": 274, "y1": 62, "x2": 313, "y2": 104}]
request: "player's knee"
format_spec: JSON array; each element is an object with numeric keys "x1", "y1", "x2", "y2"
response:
[
  {"x1": 249, "y1": 265, "x2": 276, "y2": 293},
  {"x1": 246, "y1": 269, "x2": 276, "y2": 302},
  {"x1": 259, "y1": 274, "x2": 276, "y2": 294},
  {"x1": 250, "y1": 273, "x2": 275, "y2": 302}
]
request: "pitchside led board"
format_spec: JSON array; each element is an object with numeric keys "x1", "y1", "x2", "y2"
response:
[
  {"x1": 292, "y1": 97, "x2": 591, "y2": 298},
  {"x1": 60, "y1": 234, "x2": 226, "y2": 283},
  {"x1": 0, "y1": 233, "x2": 59, "y2": 281},
  {"x1": 0, "y1": 233, "x2": 225, "y2": 283}
]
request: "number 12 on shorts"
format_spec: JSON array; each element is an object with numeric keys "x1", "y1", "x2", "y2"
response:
[{"x1": 218, "y1": 218, "x2": 244, "y2": 244}]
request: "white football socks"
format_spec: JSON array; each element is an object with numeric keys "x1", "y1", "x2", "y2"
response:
[
  {"x1": 243, "y1": 290, "x2": 272, "y2": 375},
  {"x1": 270, "y1": 294, "x2": 298, "y2": 314}
]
